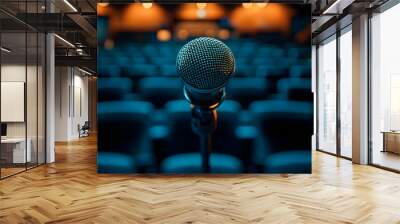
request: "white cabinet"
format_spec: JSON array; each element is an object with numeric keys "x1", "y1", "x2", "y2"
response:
[{"x1": 1, "y1": 138, "x2": 32, "y2": 163}]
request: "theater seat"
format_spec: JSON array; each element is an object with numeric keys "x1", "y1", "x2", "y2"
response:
[
  {"x1": 159, "y1": 65, "x2": 177, "y2": 76},
  {"x1": 226, "y1": 77, "x2": 269, "y2": 108},
  {"x1": 277, "y1": 78, "x2": 312, "y2": 102},
  {"x1": 98, "y1": 77, "x2": 133, "y2": 101},
  {"x1": 138, "y1": 77, "x2": 183, "y2": 108},
  {"x1": 123, "y1": 64, "x2": 158, "y2": 77},
  {"x1": 249, "y1": 100, "x2": 313, "y2": 173},
  {"x1": 161, "y1": 153, "x2": 243, "y2": 173},
  {"x1": 235, "y1": 64, "x2": 255, "y2": 77},
  {"x1": 288, "y1": 47, "x2": 310, "y2": 59},
  {"x1": 255, "y1": 65, "x2": 289, "y2": 93},
  {"x1": 153, "y1": 100, "x2": 251, "y2": 173},
  {"x1": 290, "y1": 64, "x2": 311, "y2": 78},
  {"x1": 98, "y1": 65, "x2": 121, "y2": 77},
  {"x1": 97, "y1": 152, "x2": 137, "y2": 173},
  {"x1": 263, "y1": 150, "x2": 311, "y2": 173},
  {"x1": 97, "y1": 101, "x2": 155, "y2": 173}
]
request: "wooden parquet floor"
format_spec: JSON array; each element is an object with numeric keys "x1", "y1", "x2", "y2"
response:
[{"x1": 1, "y1": 135, "x2": 400, "y2": 224}]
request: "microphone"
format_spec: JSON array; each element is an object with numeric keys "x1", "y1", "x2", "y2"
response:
[
  {"x1": 176, "y1": 37, "x2": 235, "y2": 109},
  {"x1": 176, "y1": 37, "x2": 235, "y2": 173}
]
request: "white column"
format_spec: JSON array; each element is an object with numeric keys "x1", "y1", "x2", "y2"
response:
[
  {"x1": 352, "y1": 14, "x2": 369, "y2": 164},
  {"x1": 312, "y1": 45, "x2": 317, "y2": 151},
  {"x1": 45, "y1": 0, "x2": 56, "y2": 163},
  {"x1": 46, "y1": 32, "x2": 55, "y2": 163}
]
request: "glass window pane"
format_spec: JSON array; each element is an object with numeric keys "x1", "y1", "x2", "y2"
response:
[
  {"x1": 27, "y1": 0, "x2": 40, "y2": 169},
  {"x1": 340, "y1": 29, "x2": 352, "y2": 158},
  {"x1": 1, "y1": 30, "x2": 27, "y2": 177},
  {"x1": 0, "y1": 0, "x2": 46, "y2": 179},
  {"x1": 38, "y1": 32, "x2": 45, "y2": 165},
  {"x1": 371, "y1": 4, "x2": 400, "y2": 171},
  {"x1": 318, "y1": 36, "x2": 337, "y2": 154},
  {"x1": 27, "y1": 30, "x2": 38, "y2": 169}
]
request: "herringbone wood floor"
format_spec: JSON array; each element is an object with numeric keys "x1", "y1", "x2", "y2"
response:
[{"x1": 1, "y1": 135, "x2": 400, "y2": 224}]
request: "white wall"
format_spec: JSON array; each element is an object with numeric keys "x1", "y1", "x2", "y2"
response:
[
  {"x1": 55, "y1": 66, "x2": 70, "y2": 141},
  {"x1": 1, "y1": 65, "x2": 36, "y2": 138},
  {"x1": 55, "y1": 67, "x2": 89, "y2": 141}
]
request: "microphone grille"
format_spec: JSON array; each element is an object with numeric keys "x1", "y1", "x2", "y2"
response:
[{"x1": 176, "y1": 37, "x2": 235, "y2": 90}]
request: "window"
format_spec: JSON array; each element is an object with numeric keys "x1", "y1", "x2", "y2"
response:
[
  {"x1": 317, "y1": 35, "x2": 337, "y2": 154},
  {"x1": 339, "y1": 27, "x2": 352, "y2": 158},
  {"x1": 371, "y1": 2, "x2": 400, "y2": 171}
]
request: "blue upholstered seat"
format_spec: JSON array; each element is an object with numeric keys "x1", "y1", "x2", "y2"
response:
[
  {"x1": 153, "y1": 100, "x2": 251, "y2": 173},
  {"x1": 97, "y1": 101, "x2": 155, "y2": 173},
  {"x1": 98, "y1": 77, "x2": 133, "y2": 101},
  {"x1": 263, "y1": 150, "x2": 311, "y2": 173},
  {"x1": 235, "y1": 64, "x2": 255, "y2": 77},
  {"x1": 159, "y1": 65, "x2": 178, "y2": 76},
  {"x1": 290, "y1": 64, "x2": 311, "y2": 78},
  {"x1": 98, "y1": 64, "x2": 121, "y2": 77},
  {"x1": 161, "y1": 153, "x2": 243, "y2": 174},
  {"x1": 138, "y1": 77, "x2": 183, "y2": 108},
  {"x1": 249, "y1": 100, "x2": 313, "y2": 173},
  {"x1": 97, "y1": 152, "x2": 137, "y2": 173},
  {"x1": 277, "y1": 78, "x2": 312, "y2": 102},
  {"x1": 227, "y1": 77, "x2": 269, "y2": 108},
  {"x1": 123, "y1": 64, "x2": 158, "y2": 77}
]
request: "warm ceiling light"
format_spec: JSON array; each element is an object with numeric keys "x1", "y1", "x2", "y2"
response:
[
  {"x1": 256, "y1": 3, "x2": 268, "y2": 8},
  {"x1": 54, "y1": 34, "x2": 75, "y2": 48},
  {"x1": 177, "y1": 29, "x2": 189, "y2": 40},
  {"x1": 98, "y1": 3, "x2": 109, "y2": 7},
  {"x1": 142, "y1": 3, "x2": 153, "y2": 9},
  {"x1": 63, "y1": 0, "x2": 78, "y2": 12},
  {"x1": 157, "y1": 29, "x2": 171, "y2": 42},
  {"x1": 196, "y1": 3, "x2": 207, "y2": 9},
  {"x1": 242, "y1": 3, "x2": 253, "y2": 8},
  {"x1": 197, "y1": 9, "x2": 207, "y2": 19},
  {"x1": 218, "y1": 29, "x2": 230, "y2": 40},
  {"x1": 1, "y1": 47, "x2": 11, "y2": 53}
]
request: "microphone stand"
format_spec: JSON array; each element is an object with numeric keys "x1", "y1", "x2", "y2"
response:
[
  {"x1": 191, "y1": 107, "x2": 217, "y2": 173},
  {"x1": 184, "y1": 86, "x2": 224, "y2": 173}
]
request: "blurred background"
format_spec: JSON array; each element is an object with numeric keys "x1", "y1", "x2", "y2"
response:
[{"x1": 97, "y1": 3, "x2": 313, "y2": 174}]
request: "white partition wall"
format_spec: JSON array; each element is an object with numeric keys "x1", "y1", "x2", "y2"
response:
[
  {"x1": 55, "y1": 67, "x2": 89, "y2": 141},
  {"x1": 0, "y1": 1, "x2": 47, "y2": 179},
  {"x1": 1, "y1": 21, "x2": 29, "y2": 176}
]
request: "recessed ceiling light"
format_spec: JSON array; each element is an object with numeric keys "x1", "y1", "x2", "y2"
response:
[
  {"x1": 54, "y1": 34, "x2": 75, "y2": 48},
  {"x1": 322, "y1": 0, "x2": 349, "y2": 15},
  {"x1": 63, "y1": 0, "x2": 78, "y2": 12},
  {"x1": 78, "y1": 67, "x2": 93, "y2": 76},
  {"x1": 1, "y1": 47, "x2": 11, "y2": 53},
  {"x1": 142, "y1": 3, "x2": 153, "y2": 9}
]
